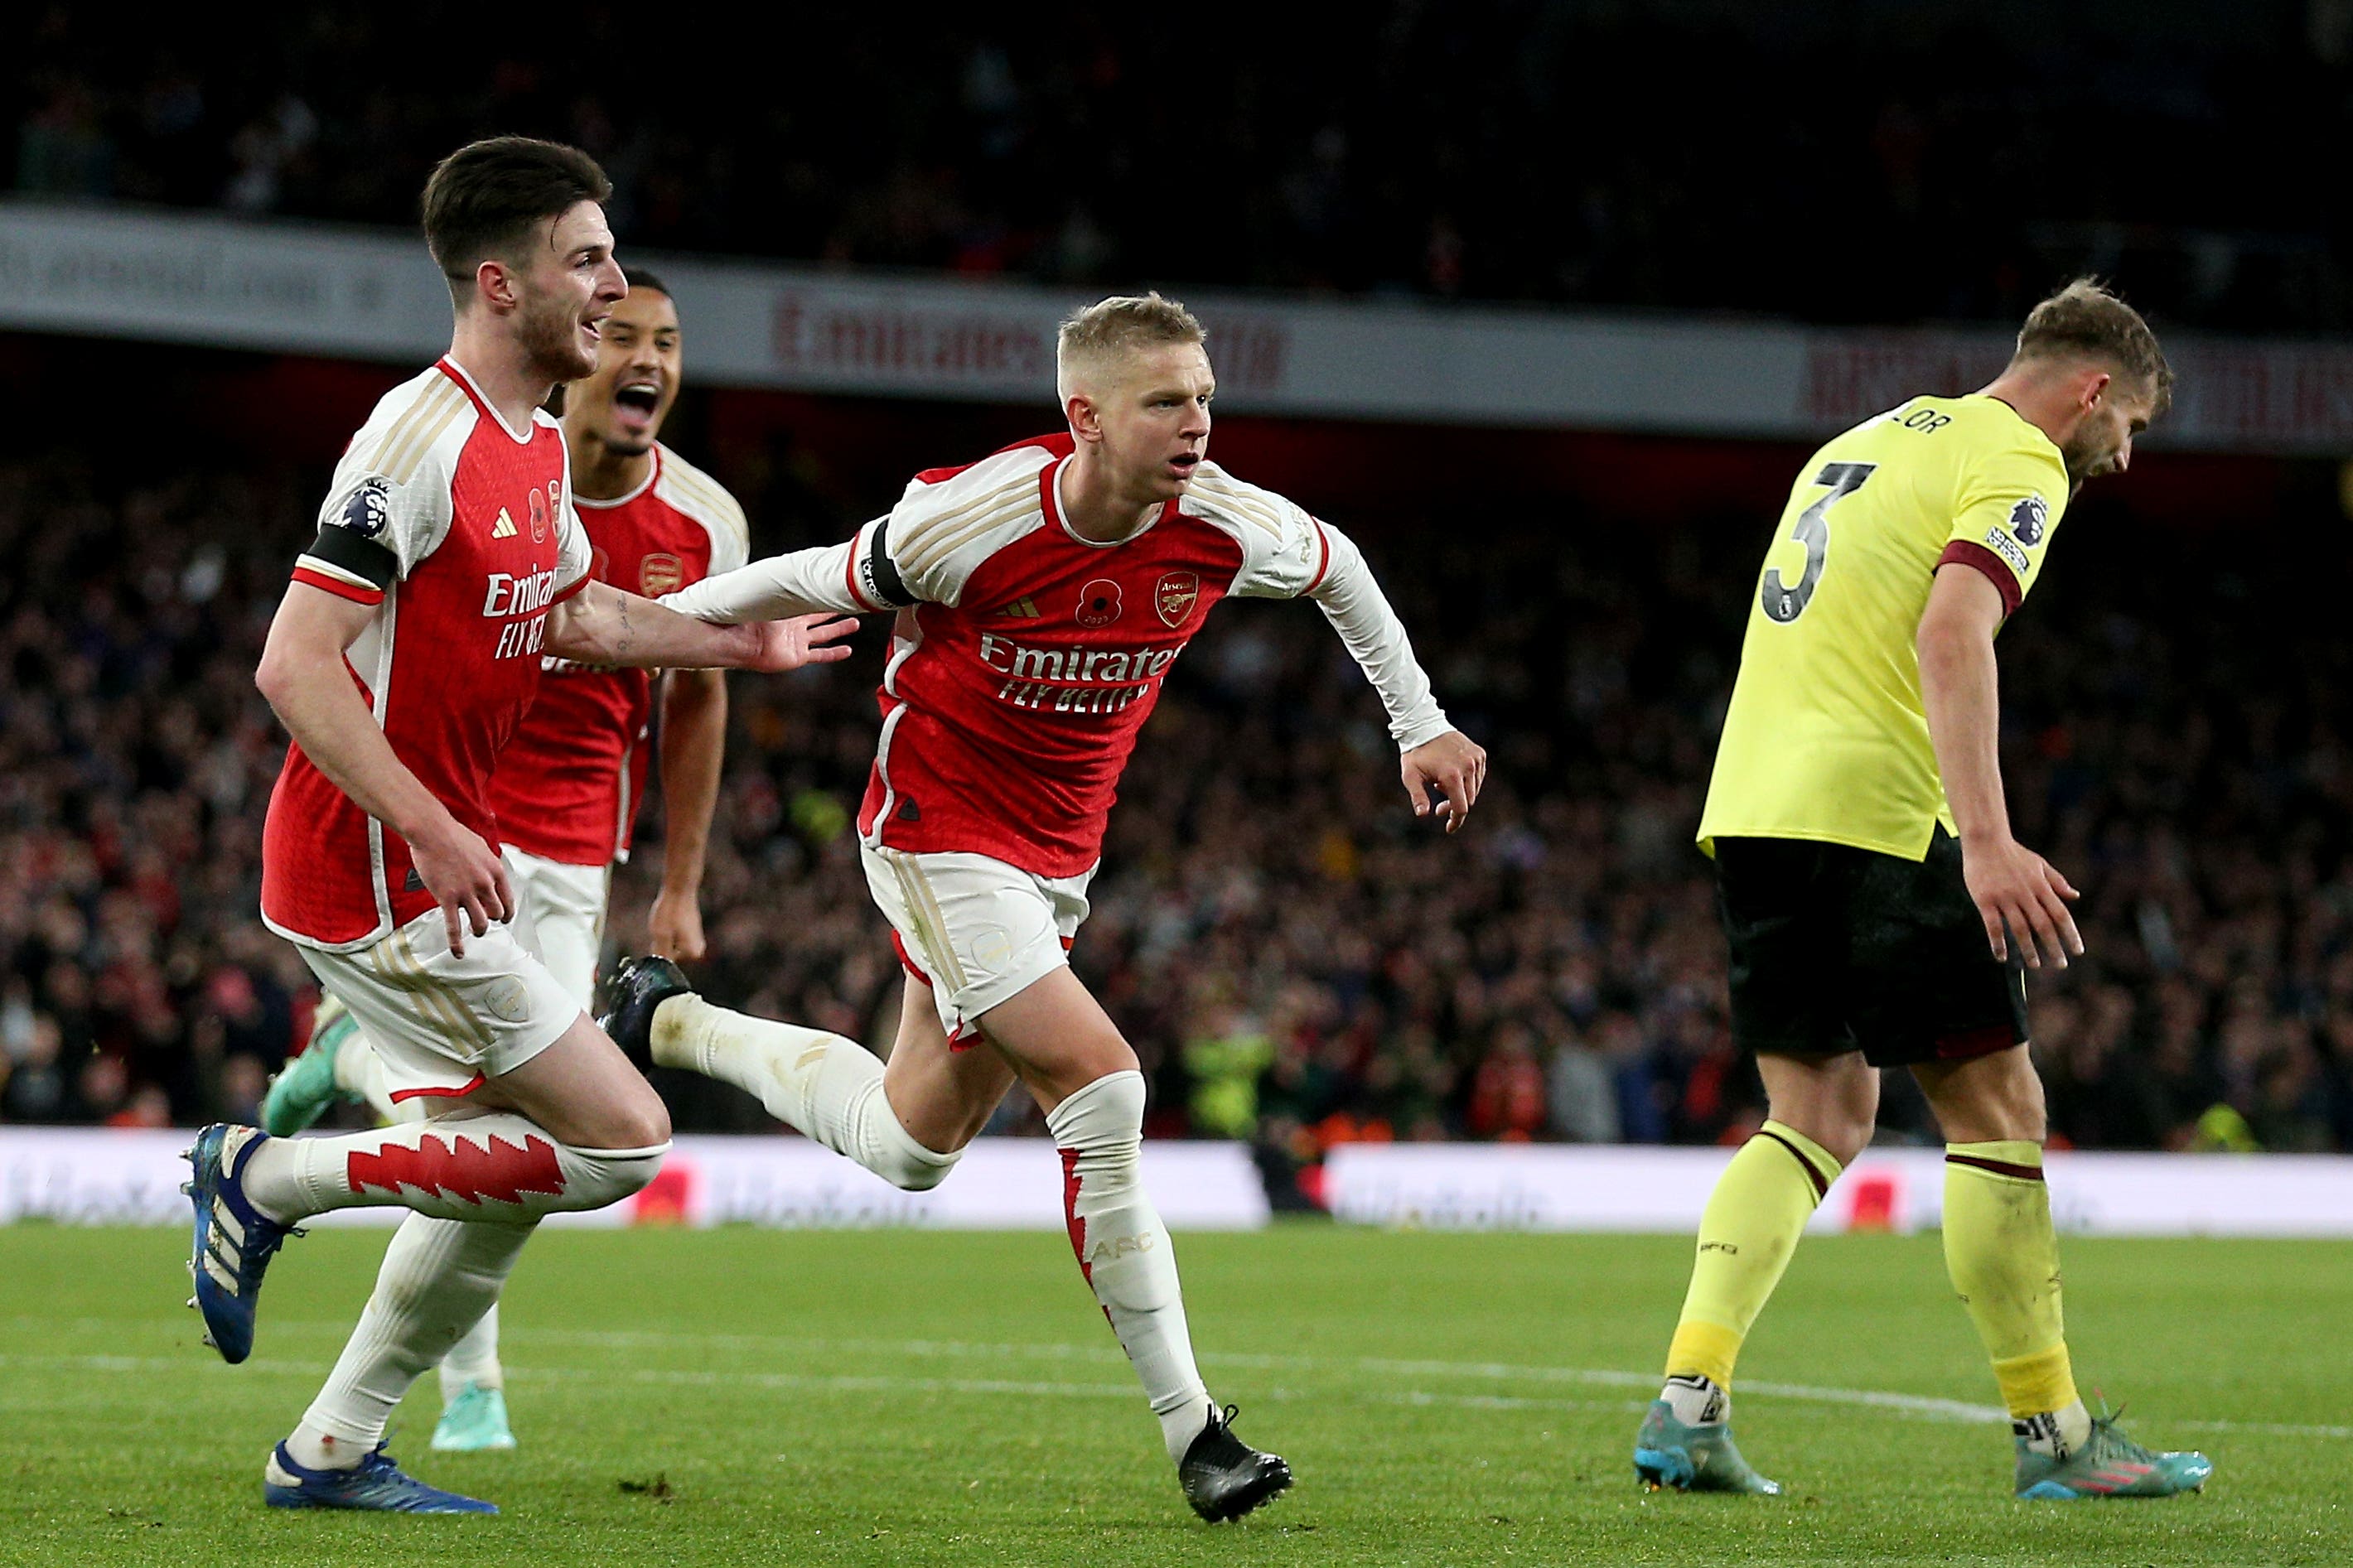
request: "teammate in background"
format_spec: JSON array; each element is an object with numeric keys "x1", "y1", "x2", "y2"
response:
[
  {"x1": 1632, "y1": 281, "x2": 2211, "y2": 1502},
  {"x1": 258, "y1": 266, "x2": 747, "y2": 1455},
  {"x1": 597, "y1": 292, "x2": 1486, "y2": 1522},
  {"x1": 184, "y1": 136, "x2": 849, "y2": 1514}
]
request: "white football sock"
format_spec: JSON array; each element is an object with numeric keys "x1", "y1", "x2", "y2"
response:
[
  {"x1": 1660, "y1": 1373, "x2": 1729, "y2": 1427},
  {"x1": 333, "y1": 1027, "x2": 399, "y2": 1125},
  {"x1": 437, "y1": 1301, "x2": 503, "y2": 1398},
  {"x1": 2015, "y1": 1399, "x2": 2095, "y2": 1458},
  {"x1": 651, "y1": 995, "x2": 957, "y2": 1191},
  {"x1": 236, "y1": 1113, "x2": 665, "y2": 1223},
  {"x1": 1046, "y1": 1070, "x2": 1212, "y2": 1464},
  {"x1": 286, "y1": 1215, "x2": 533, "y2": 1469}
]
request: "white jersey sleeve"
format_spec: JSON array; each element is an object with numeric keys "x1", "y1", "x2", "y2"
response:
[
  {"x1": 877, "y1": 445, "x2": 1055, "y2": 607},
  {"x1": 1306, "y1": 526, "x2": 1452, "y2": 751},
  {"x1": 656, "y1": 530, "x2": 872, "y2": 623},
  {"x1": 659, "y1": 444, "x2": 1053, "y2": 623},
  {"x1": 545, "y1": 415, "x2": 593, "y2": 596},
  {"x1": 297, "y1": 369, "x2": 474, "y2": 601},
  {"x1": 1180, "y1": 462, "x2": 1331, "y2": 599},
  {"x1": 1182, "y1": 461, "x2": 1450, "y2": 751}
]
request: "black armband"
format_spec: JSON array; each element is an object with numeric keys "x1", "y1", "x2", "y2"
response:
[{"x1": 302, "y1": 523, "x2": 399, "y2": 591}]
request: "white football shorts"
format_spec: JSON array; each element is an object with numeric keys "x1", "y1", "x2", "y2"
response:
[
  {"x1": 500, "y1": 843, "x2": 611, "y2": 1009},
  {"x1": 860, "y1": 842, "x2": 1095, "y2": 1045},
  {"x1": 298, "y1": 905, "x2": 586, "y2": 1106}
]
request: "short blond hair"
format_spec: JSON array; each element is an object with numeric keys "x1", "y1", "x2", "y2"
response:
[
  {"x1": 2014, "y1": 277, "x2": 2173, "y2": 417},
  {"x1": 1056, "y1": 292, "x2": 1205, "y2": 404}
]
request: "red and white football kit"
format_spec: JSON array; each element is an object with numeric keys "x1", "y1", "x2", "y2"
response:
[
  {"x1": 661, "y1": 434, "x2": 1452, "y2": 1038},
  {"x1": 260, "y1": 359, "x2": 593, "y2": 1098},
  {"x1": 482, "y1": 444, "x2": 749, "y2": 1002}
]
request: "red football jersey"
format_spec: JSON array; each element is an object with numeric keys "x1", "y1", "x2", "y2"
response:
[
  {"x1": 261, "y1": 359, "x2": 592, "y2": 949},
  {"x1": 489, "y1": 445, "x2": 750, "y2": 866},
  {"x1": 848, "y1": 436, "x2": 1334, "y2": 878}
]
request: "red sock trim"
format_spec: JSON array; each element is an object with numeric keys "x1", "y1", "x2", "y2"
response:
[
  {"x1": 347, "y1": 1131, "x2": 565, "y2": 1204},
  {"x1": 1058, "y1": 1146, "x2": 1091, "y2": 1283}
]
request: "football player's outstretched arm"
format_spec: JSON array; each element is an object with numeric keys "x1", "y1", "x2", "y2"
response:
[
  {"x1": 1305, "y1": 526, "x2": 1487, "y2": 832},
  {"x1": 655, "y1": 534, "x2": 877, "y2": 623},
  {"x1": 544, "y1": 579, "x2": 858, "y2": 673},
  {"x1": 1917, "y1": 562, "x2": 2081, "y2": 969},
  {"x1": 256, "y1": 581, "x2": 513, "y2": 953}
]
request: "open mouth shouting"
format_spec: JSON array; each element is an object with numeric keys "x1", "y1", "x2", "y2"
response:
[
  {"x1": 612, "y1": 379, "x2": 663, "y2": 438},
  {"x1": 1167, "y1": 450, "x2": 1202, "y2": 483}
]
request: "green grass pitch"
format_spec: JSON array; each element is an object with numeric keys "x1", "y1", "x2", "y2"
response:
[{"x1": 0, "y1": 1223, "x2": 2346, "y2": 1566}]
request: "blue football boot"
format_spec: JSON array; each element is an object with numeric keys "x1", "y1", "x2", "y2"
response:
[
  {"x1": 263, "y1": 1441, "x2": 498, "y2": 1514},
  {"x1": 182, "y1": 1124, "x2": 299, "y2": 1364}
]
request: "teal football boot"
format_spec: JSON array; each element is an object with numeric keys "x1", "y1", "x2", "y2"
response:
[
  {"x1": 432, "y1": 1384, "x2": 518, "y2": 1454},
  {"x1": 2015, "y1": 1412, "x2": 2211, "y2": 1499},
  {"x1": 261, "y1": 997, "x2": 363, "y2": 1136},
  {"x1": 1633, "y1": 1399, "x2": 1783, "y2": 1494}
]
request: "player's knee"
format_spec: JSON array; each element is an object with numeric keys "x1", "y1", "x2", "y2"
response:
[
  {"x1": 1763, "y1": 1102, "x2": 1872, "y2": 1168},
  {"x1": 868, "y1": 1093, "x2": 964, "y2": 1192},
  {"x1": 875, "y1": 1140, "x2": 959, "y2": 1192},
  {"x1": 601, "y1": 1088, "x2": 672, "y2": 1151},
  {"x1": 565, "y1": 1140, "x2": 669, "y2": 1204},
  {"x1": 1813, "y1": 1117, "x2": 1875, "y2": 1169},
  {"x1": 1046, "y1": 1069, "x2": 1147, "y2": 1157}
]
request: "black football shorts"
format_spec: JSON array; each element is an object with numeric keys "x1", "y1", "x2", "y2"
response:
[{"x1": 1713, "y1": 827, "x2": 2029, "y2": 1067}]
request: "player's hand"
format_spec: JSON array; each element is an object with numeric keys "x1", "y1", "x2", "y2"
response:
[
  {"x1": 407, "y1": 813, "x2": 513, "y2": 957},
  {"x1": 1402, "y1": 731, "x2": 1488, "y2": 834},
  {"x1": 743, "y1": 613, "x2": 858, "y2": 673},
  {"x1": 1960, "y1": 833, "x2": 2082, "y2": 970},
  {"x1": 647, "y1": 885, "x2": 707, "y2": 964}
]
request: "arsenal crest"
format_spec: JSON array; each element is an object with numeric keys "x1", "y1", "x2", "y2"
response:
[
  {"x1": 1155, "y1": 571, "x2": 1200, "y2": 628},
  {"x1": 640, "y1": 552, "x2": 685, "y2": 596},
  {"x1": 528, "y1": 486, "x2": 550, "y2": 543}
]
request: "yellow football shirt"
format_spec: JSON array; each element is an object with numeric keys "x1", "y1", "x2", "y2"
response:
[{"x1": 1698, "y1": 393, "x2": 2069, "y2": 861}]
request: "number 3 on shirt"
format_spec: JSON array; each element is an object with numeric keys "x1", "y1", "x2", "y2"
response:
[{"x1": 1761, "y1": 461, "x2": 1875, "y2": 623}]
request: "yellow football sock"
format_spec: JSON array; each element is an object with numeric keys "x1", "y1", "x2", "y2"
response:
[
  {"x1": 1663, "y1": 1120, "x2": 1843, "y2": 1388},
  {"x1": 1943, "y1": 1141, "x2": 2079, "y2": 1418}
]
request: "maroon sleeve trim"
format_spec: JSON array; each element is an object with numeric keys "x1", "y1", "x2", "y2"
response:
[
  {"x1": 1935, "y1": 540, "x2": 2022, "y2": 618},
  {"x1": 550, "y1": 571, "x2": 592, "y2": 605}
]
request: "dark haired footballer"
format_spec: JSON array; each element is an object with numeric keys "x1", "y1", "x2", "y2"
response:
[
  {"x1": 181, "y1": 137, "x2": 850, "y2": 1515},
  {"x1": 257, "y1": 264, "x2": 750, "y2": 1458}
]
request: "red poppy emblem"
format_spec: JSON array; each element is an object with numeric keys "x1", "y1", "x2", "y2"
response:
[{"x1": 1077, "y1": 579, "x2": 1123, "y2": 628}]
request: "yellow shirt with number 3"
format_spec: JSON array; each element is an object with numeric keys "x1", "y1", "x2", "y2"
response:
[{"x1": 1698, "y1": 393, "x2": 2069, "y2": 861}]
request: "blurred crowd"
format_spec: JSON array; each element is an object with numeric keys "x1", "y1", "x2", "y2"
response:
[
  {"x1": 11, "y1": 2, "x2": 2353, "y2": 330},
  {"x1": 2, "y1": 439, "x2": 2349, "y2": 1161}
]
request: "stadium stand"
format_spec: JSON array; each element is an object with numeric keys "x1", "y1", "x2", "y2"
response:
[{"x1": 7, "y1": 2, "x2": 2352, "y2": 330}]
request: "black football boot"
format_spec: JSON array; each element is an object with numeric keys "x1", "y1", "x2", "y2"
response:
[
  {"x1": 1178, "y1": 1404, "x2": 1292, "y2": 1522},
  {"x1": 595, "y1": 954, "x2": 693, "y2": 1074}
]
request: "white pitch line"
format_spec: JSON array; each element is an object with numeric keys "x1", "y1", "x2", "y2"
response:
[
  {"x1": 9, "y1": 1327, "x2": 2346, "y2": 1440},
  {"x1": 0, "y1": 1351, "x2": 1638, "y2": 1420}
]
